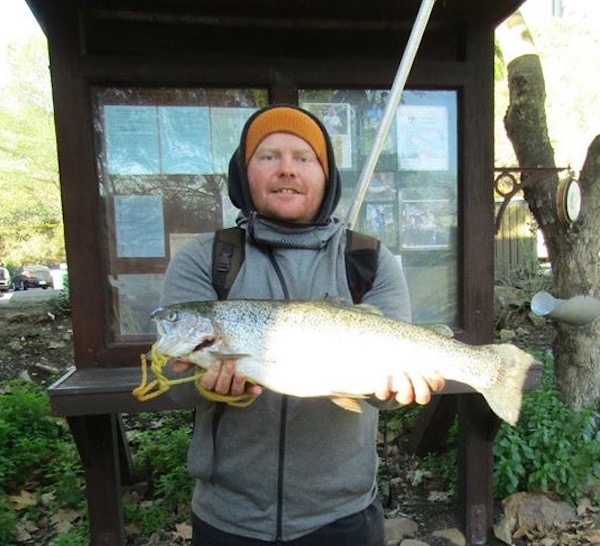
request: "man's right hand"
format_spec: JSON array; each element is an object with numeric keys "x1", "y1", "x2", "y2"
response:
[{"x1": 174, "y1": 358, "x2": 262, "y2": 397}]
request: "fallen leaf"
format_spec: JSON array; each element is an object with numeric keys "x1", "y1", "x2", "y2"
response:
[
  {"x1": 9, "y1": 490, "x2": 37, "y2": 511},
  {"x1": 15, "y1": 527, "x2": 32, "y2": 543},
  {"x1": 577, "y1": 497, "x2": 593, "y2": 516},
  {"x1": 125, "y1": 522, "x2": 140, "y2": 536},
  {"x1": 54, "y1": 520, "x2": 73, "y2": 534},
  {"x1": 175, "y1": 521, "x2": 193, "y2": 540},
  {"x1": 40, "y1": 491, "x2": 55, "y2": 505},
  {"x1": 427, "y1": 490, "x2": 452, "y2": 502},
  {"x1": 51, "y1": 509, "x2": 81, "y2": 527},
  {"x1": 582, "y1": 529, "x2": 600, "y2": 544},
  {"x1": 19, "y1": 519, "x2": 39, "y2": 533}
]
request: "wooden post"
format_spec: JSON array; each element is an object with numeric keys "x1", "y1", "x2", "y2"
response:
[
  {"x1": 457, "y1": 394, "x2": 501, "y2": 545},
  {"x1": 68, "y1": 414, "x2": 125, "y2": 546}
]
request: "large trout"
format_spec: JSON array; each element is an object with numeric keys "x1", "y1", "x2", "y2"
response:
[{"x1": 148, "y1": 298, "x2": 537, "y2": 424}]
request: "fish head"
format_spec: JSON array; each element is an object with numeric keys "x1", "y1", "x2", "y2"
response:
[{"x1": 150, "y1": 306, "x2": 218, "y2": 358}]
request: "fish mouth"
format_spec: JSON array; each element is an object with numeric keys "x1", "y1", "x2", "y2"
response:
[
  {"x1": 154, "y1": 332, "x2": 217, "y2": 359},
  {"x1": 193, "y1": 335, "x2": 217, "y2": 353}
]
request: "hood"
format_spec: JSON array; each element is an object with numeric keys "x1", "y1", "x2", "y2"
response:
[{"x1": 227, "y1": 104, "x2": 342, "y2": 226}]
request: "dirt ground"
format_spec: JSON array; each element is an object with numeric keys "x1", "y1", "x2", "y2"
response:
[{"x1": 0, "y1": 300, "x2": 74, "y2": 386}]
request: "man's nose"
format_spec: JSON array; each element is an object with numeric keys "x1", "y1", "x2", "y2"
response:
[{"x1": 278, "y1": 154, "x2": 296, "y2": 176}]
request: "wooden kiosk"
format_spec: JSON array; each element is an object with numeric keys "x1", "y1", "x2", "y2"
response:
[{"x1": 25, "y1": 1, "x2": 528, "y2": 544}]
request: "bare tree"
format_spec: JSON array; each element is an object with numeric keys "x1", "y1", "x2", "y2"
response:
[{"x1": 498, "y1": 11, "x2": 600, "y2": 410}]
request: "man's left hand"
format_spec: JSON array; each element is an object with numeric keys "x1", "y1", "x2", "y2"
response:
[{"x1": 374, "y1": 371, "x2": 445, "y2": 406}]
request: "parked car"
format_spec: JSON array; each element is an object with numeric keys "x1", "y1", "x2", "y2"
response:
[
  {"x1": 11, "y1": 265, "x2": 54, "y2": 290},
  {"x1": 0, "y1": 266, "x2": 9, "y2": 292}
]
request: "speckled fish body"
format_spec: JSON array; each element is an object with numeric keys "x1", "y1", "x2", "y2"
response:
[{"x1": 151, "y1": 299, "x2": 537, "y2": 424}]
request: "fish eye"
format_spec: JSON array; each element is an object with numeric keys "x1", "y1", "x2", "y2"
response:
[{"x1": 166, "y1": 310, "x2": 178, "y2": 322}]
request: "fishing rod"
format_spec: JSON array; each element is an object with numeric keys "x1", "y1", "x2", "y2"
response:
[{"x1": 345, "y1": 0, "x2": 438, "y2": 228}]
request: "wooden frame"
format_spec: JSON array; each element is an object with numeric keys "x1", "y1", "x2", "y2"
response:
[{"x1": 26, "y1": 1, "x2": 527, "y2": 544}]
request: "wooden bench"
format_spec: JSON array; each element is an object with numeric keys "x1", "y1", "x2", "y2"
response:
[{"x1": 48, "y1": 364, "x2": 542, "y2": 546}]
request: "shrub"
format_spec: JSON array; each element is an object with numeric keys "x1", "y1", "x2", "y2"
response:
[
  {"x1": 0, "y1": 496, "x2": 17, "y2": 545},
  {"x1": 48, "y1": 275, "x2": 71, "y2": 317},
  {"x1": 493, "y1": 352, "x2": 600, "y2": 502},
  {"x1": 388, "y1": 352, "x2": 600, "y2": 504},
  {"x1": 0, "y1": 380, "x2": 71, "y2": 491},
  {"x1": 49, "y1": 527, "x2": 88, "y2": 546},
  {"x1": 125, "y1": 412, "x2": 193, "y2": 540}
]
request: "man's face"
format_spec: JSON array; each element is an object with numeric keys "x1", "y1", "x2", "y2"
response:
[{"x1": 247, "y1": 132, "x2": 327, "y2": 224}]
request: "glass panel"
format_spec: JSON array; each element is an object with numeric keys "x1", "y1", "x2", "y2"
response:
[
  {"x1": 299, "y1": 89, "x2": 458, "y2": 325},
  {"x1": 93, "y1": 88, "x2": 269, "y2": 342}
]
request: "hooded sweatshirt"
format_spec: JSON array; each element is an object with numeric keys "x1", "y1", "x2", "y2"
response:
[{"x1": 161, "y1": 105, "x2": 412, "y2": 542}]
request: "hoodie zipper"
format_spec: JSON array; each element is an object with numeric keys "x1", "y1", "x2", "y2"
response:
[
  {"x1": 263, "y1": 246, "x2": 290, "y2": 543},
  {"x1": 275, "y1": 395, "x2": 289, "y2": 543}
]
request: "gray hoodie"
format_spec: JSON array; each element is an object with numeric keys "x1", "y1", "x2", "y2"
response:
[{"x1": 161, "y1": 106, "x2": 411, "y2": 542}]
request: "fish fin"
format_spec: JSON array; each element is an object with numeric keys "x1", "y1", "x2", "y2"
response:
[
  {"x1": 423, "y1": 324, "x2": 455, "y2": 338},
  {"x1": 330, "y1": 394, "x2": 366, "y2": 413},
  {"x1": 322, "y1": 295, "x2": 352, "y2": 306},
  {"x1": 353, "y1": 303, "x2": 384, "y2": 316},
  {"x1": 479, "y1": 344, "x2": 538, "y2": 425}
]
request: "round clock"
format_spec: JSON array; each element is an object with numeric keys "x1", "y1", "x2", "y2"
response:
[{"x1": 556, "y1": 178, "x2": 581, "y2": 224}]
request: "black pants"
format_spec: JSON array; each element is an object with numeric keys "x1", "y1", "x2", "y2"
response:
[{"x1": 191, "y1": 500, "x2": 384, "y2": 546}]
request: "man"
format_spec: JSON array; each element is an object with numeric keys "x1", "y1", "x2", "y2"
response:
[{"x1": 162, "y1": 105, "x2": 443, "y2": 545}]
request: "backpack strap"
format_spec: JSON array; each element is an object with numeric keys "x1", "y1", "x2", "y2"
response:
[
  {"x1": 211, "y1": 226, "x2": 379, "y2": 304},
  {"x1": 212, "y1": 227, "x2": 246, "y2": 301},
  {"x1": 345, "y1": 229, "x2": 380, "y2": 304}
]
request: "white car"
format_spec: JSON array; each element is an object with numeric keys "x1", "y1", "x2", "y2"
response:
[{"x1": 0, "y1": 267, "x2": 10, "y2": 292}]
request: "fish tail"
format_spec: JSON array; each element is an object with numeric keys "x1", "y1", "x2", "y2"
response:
[{"x1": 478, "y1": 344, "x2": 536, "y2": 425}]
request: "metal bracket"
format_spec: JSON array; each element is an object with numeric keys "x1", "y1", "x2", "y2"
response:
[{"x1": 493, "y1": 166, "x2": 569, "y2": 234}]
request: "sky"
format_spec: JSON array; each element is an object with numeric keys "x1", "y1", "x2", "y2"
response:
[
  {"x1": 0, "y1": 0, "x2": 43, "y2": 84},
  {"x1": 0, "y1": 0, "x2": 41, "y2": 45},
  {"x1": 0, "y1": 0, "x2": 43, "y2": 50}
]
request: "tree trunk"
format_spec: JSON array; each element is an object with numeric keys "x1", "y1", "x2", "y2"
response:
[
  {"x1": 553, "y1": 137, "x2": 600, "y2": 409},
  {"x1": 500, "y1": 13, "x2": 600, "y2": 410}
]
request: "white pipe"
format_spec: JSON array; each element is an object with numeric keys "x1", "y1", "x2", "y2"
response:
[
  {"x1": 531, "y1": 291, "x2": 600, "y2": 326},
  {"x1": 345, "y1": 0, "x2": 438, "y2": 228}
]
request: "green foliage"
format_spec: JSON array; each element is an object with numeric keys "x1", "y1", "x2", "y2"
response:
[
  {"x1": 130, "y1": 413, "x2": 193, "y2": 505},
  {"x1": 49, "y1": 525, "x2": 89, "y2": 546},
  {"x1": 0, "y1": 380, "x2": 74, "y2": 492},
  {"x1": 124, "y1": 412, "x2": 193, "y2": 540},
  {"x1": 124, "y1": 499, "x2": 182, "y2": 539},
  {"x1": 0, "y1": 379, "x2": 86, "y2": 542},
  {"x1": 412, "y1": 353, "x2": 600, "y2": 504},
  {"x1": 379, "y1": 404, "x2": 424, "y2": 439},
  {"x1": 0, "y1": 382, "x2": 195, "y2": 542},
  {"x1": 421, "y1": 422, "x2": 459, "y2": 494},
  {"x1": 48, "y1": 275, "x2": 72, "y2": 317},
  {"x1": 0, "y1": 496, "x2": 17, "y2": 545},
  {"x1": 0, "y1": 36, "x2": 63, "y2": 265},
  {"x1": 493, "y1": 353, "x2": 600, "y2": 502},
  {"x1": 43, "y1": 440, "x2": 86, "y2": 509}
]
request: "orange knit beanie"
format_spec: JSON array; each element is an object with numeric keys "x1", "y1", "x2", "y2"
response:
[{"x1": 244, "y1": 107, "x2": 329, "y2": 177}]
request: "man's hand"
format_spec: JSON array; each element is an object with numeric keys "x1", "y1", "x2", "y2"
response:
[
  {"x1": 374, "y1": 371, "x2": 445, "y2": 406},
  {"x1": 199, "y1": 358, "x2": 263, "y2": 397}
]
